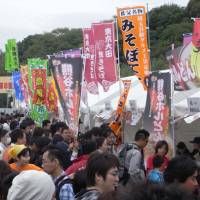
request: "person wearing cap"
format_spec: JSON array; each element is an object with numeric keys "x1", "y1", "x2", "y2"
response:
[
  {"x1": 7, "y1": 170, "x2": 55, "y2": 200},
  {"x1": 9, "y1": 144, "x2": 43, "y2": 172},
  {"x1": 190, "y1": 137, "x2": 200, "y2": 161}
]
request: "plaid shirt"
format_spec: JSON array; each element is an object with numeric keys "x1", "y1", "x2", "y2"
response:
[{"x1": 54, "y1": 171, "x2": 74, "y2": 200}]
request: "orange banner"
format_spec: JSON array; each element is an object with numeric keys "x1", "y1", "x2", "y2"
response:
[
  {"x1": 109, "y1": 80, "x2": 131, "y2": 137},
  {"x1": 117, "y1": 6, "x2": 149, "y2": 89}
]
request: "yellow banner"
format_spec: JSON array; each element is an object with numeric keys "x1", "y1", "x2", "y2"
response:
[{"x1": 117, "y1": 6, "x2": 150, "y2": 89}]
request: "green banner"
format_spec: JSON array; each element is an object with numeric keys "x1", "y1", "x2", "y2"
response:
[{"x1": 4, "y1": 39, "x2": 19, "y2": 72}]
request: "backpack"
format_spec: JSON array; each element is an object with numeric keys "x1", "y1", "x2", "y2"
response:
[{"x1": 55, "y1": 174, "x2": 73, "y2": 200}]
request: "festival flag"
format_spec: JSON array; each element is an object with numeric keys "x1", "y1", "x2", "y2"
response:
[
  {"x1": 109, "y1": 80, "x2": 131, "y2": 137},
  {"x1": 31, "y1": 69, "x2": 47, "y2": 105},
  {"x1": 46, "y1": 80, "x2": 58, "y2": 113},
  {"x1": 5, "y1": 39, "x2": 19, "y2": 72},
  {"x1": 143, "y1": 71, "x2": 173, "y2": 155},
  {"x1": 12, "y1": 71, "x2": 24, "y2": 101},
  {"x1": 117, "y1": 6, "x2": 149, "y2": 88},
  {"x1": 49, "y1": 50, "x2": 83, "y2": 133},
  {"x1": 82, "y1": 28, "x2": 99, "y2": 94},
  {"x1": 92, "y1": 22, "x2": 117, "y2": 92}
]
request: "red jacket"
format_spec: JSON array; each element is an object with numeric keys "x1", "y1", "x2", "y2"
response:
[
  {"x1": 146, "y1": 154, "x2": 169, "y2": 173},
  {"x1": 65, "y1": 154, "x2": 89, "y2": 175}
]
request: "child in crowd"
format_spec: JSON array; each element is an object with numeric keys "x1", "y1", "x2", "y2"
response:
[
  {"x1": 8, "y1": 144, "x2": 43, "y2": 172},
  {"x1": 147, "y1": 155, "x2": 164, "y2": 184}
]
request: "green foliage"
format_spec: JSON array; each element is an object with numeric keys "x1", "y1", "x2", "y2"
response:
[{"x1": 186, "y1": 0, "x2": 200, "y2": 18}]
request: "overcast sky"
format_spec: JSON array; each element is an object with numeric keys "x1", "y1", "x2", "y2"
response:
[{"x1": 0, "y1": 0, "x2": 189, "y2": 50}]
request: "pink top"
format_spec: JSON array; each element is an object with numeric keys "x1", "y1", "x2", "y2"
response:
[{"x1": 146, "y1": 154, "x2": 169, "y2": 173}]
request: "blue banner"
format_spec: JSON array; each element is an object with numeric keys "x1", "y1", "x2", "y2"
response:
[{"x1": 12, "y1": 71, "x2": 24, "y2": 101}]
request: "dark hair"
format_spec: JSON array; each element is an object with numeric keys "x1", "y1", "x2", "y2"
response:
[
  {"x1": 120, "y1": 183, "x2": 197, "y2": 200},
  {"x1": 20, "y1": 118, "x2": 35, "y2": 129},
  {"x1": 45, "y1": 148, "x2": 66, "y2": 169},
  {"x1": 81, "y1": 140, "x2": 97, "y2": 155},
  {"x1": 90, "y1": 127, "x2": 103, "y2": 138},
  {"x1": 153, "y1": 155, "x2": 164, "y2": 169},
  {"x1": 52, "y1": 134, "x2": 64, "y2": 145},
  {"x1": 164, "y1": 156, "x2": 198, "y2": 183},
  {"x1": 155, "y1": 140, "x2": 169, "y2": 154},
  {"x1": 10, "y1": 129, "x2": 24, "y2": 143},
  {"x1": 0, "y1": 129, "x2": 8, "y2": 140},
  {"x1": 42, "y1": 120, "x2": 51, "y2": 128},
  {"x1": 86, "y1": 152, "x2": 119, "y2": 187},
  {"x1": 32, "y1": 127, "x2": 45, "y2": 138},
  {"x1": 135, "y1": 129, "x2": 150, "y2": 141},
  {"x1": 96, "y1": 137, "x2": 106, "y2": 149},
  {"x1": 33, "y1": 136, "x2": 51, "y2": 151},
  {"x1": 17, "y1": 148, "x2": 30, "y2": 158},
  {"x1": 73, "y1": 169, "x2": 87, "y2": 194},
  {"x1": 10, "y1": 120, "x2": 19, "y2": 131},
  {"x1": 61, "y1": 126, "x2": 70, "y2": 134}
]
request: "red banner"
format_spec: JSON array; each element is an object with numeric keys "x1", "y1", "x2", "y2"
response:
[
  {"x1": 92, "y1": 22, "x2": 117, "y2": 92},
  {"x1": 82, "y1": 28, "x2": 99, "y2": 94},
  {"x1": 32, "y1": 69, "x2": 47, "y2": 105}
]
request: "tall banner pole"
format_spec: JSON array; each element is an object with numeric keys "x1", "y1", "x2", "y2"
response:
[
  {"x1": 115, "y1": 15, "x2": 123, "y2": 141},
  {"x1": 170, "y1": 70, "x2": 175, "y2": 156},
  {"x1": 146, "y1": 3, "x2": 152, "y2": 71}
]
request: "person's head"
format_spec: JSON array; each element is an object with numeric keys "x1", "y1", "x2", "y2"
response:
[
  {"x1": 42, "y1": 148, "x2": 65, "y2": 176},
  {"x1": 73, "y1": 169, "x2": 87, "y2": 195},
  {"x1": 134, "y1": 129, "x2": 149, "y2": 148},
  {"x1": 7, "y1": 170, "x2": 55, "y2": 200},
  {"x1": 32, "y1": 127, "x2": 45, "y2": 138},
  {"x1": 81, "y1": 139, "x2": 97, "y2": 155},
  {"x1": 96, "y1": 137, "x2": 108, "y2": 153},
  {"x1": 86, "y1": 152, "x2": 119, "y2": 193},
  {"x1": 0, "y1": 128, "x2": 11, "y2": 146},
  {"x1": 31, "y1": 136, "x2": 51, "y2": 153},
  {"x1": 42, "y1": 120, "x2": 51, "y2": 130},
  {"x1": 9, "y1": 120, "x2": 19, "y2": 131},
  {"x1": 152, "y1": 155, "x2": 164, "y2": 170},
  {"x1": 61, "y1": 126, "x2": 74, "y2": 144},
  {"x1": 9, "y1": 145, "x2": 31, "y2": 166},
  {"x1": 155, "y1": 140, "x2": 169, "y2": 157},
  {"x1": 90, "y1": 127, "x2": 103, "y2": 139},
  {"x1": 51, "y1": 121, "x2": 67, "y2": 136},
  {"x1": 190, "y1": 137, "x2": 200, "y2": 149},
  {"x1": 164, "y1": 156, "x2": 198, "y2": 193},
  {"x1": 10, "y1": 128, "x2": 26, "y2": 145},
  {"x1": 20, "y1": 118, "x2": 35, "y2": 134}
]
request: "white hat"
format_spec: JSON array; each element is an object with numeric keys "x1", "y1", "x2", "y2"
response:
[{"x1": 7, "y1": 170, "x2": 55, "y2": 200}]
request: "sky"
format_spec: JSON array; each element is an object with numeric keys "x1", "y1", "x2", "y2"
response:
[{"x1": 0, "y1": 0, "x2": 189, "y2": 50}]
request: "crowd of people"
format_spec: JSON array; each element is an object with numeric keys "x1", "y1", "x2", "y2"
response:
[{"x1": 0, "y1": 112, "x2": 200, "y2": 200}]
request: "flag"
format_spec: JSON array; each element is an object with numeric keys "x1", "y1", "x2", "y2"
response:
[
  {"x1": 4, "y1": 39, "x2": 19, "y2": 72},
  {"x1": 49, "y1": 50, "x2": 83, "y2": 133},
  {"x1": 143, "y1": 71, "x2": 173, "y2": 155},
  {"x1": 82, "y1": 28, "x2": 99, "y2": 94},
  {"x1": 117, "y1": 6, "x2": 149, "y2": 88},
  {"x1": 12, "y1": 71, "x2": 24, "y2": 101},
  {"x1": 92, "y1": 22, "x2": 118, "y2": 92},
  {"x1": 46, "y1": 80, "x2": 58, "y2": 113},
  {"x1": 109, "y1": 80, "x2": 131, "y2": 137}
]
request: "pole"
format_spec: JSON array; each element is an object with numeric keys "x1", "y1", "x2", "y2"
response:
[{"x1": 146, "y1": 3, "x2": 152, "y2": 71}]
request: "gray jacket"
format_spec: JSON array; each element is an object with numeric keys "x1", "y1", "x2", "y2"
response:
[{"x1": 125, "y1": 143, "x2": 145, "y2": 183}]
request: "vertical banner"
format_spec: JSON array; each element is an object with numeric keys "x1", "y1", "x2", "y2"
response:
[
  {"x1": 5, "y1": 39, "x2": 19, "y2": 72},
  {"x1": 191, "y1": 18, "x2": 200, "y2": 81},
  {"x1": 49, "y1": 51, "x2": 83, "y2": 132},
  {"x1": 20, "y1": 65, "x2": 30, "y2": 103},
  {"x1": 12, "y1": 71, "x2": 24, "y2": 101},
  {"x1": 46, "y1": 80, "x2": 58, "y2": 113},
  {"x1": 117, "y1": 6, "x2": 149, "y2": 88},
  {"x1": 28, "y1": 58, "x2": 48, "y2": 126},
  {"x1": 109, "y1": 80, "x2": 131, "y2": 137},
  {"x1": 82, "y1": 28, "x2": 99, "y2": 94},
  {"x1": 92, "y1": 22, "x2": 117, "y2": 92},
  {"x1": 143, "y1": 72, "x2": 173, "y2": 155},
  {"x1": 32, "y1": 68, "x2": 47, "y2": 105}
]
